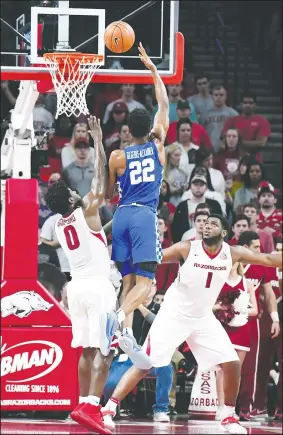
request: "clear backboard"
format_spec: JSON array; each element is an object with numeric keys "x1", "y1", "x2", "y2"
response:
[{"x1": 1, "y1": 0, "x2": 184, "y2": 84}]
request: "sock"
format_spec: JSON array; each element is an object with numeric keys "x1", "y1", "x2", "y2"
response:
[
  {"x1": 79, "y1": 396, "x2": 88, "y2": 404},
  {"x1": 116, "y1": 308, "x2": 126, "y2": 325},
  {"x1": 223, "y1": 405, "x2": 236, "y2": 418},
  {"x1": 105, "y1": 397, "x2": 119, "y2": 414},
  {"x1": 123, "y1": 327, "x2": 133, "y2": 336},
  {"x1": 88, "y1": 395, "x2": 100, "y2": 406}
]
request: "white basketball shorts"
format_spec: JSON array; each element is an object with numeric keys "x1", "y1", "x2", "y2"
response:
[
  {"x1": 143, "y1": 301, "x2": 239, "y2": 371},
  {"x1": 67, "y1": 275, "x2": 117, "y2": 348}
]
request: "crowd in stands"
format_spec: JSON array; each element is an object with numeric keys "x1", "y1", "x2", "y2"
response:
[{"x1": 1, "y1": 71, "x2": 282, "y2": 421}]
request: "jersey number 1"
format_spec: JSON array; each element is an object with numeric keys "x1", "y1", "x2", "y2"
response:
[
  {"x1": 64, "y1": 225, "x2": 80, "y2": 250},
  {"x1": 205, "y1": 272, "x2": 213, "y2": 288}
]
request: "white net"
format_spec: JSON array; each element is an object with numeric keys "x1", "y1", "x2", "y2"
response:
[{"x1": 43, "y1": 53, "x2": 103, "y2": 118}]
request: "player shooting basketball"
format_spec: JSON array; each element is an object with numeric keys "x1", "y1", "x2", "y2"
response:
[
  {"x1": 46, "y1": 116, "x2": 116, "y2": 435},
  {"x1": 99, "y1": 43, "x2": 169, "y2": 368}
]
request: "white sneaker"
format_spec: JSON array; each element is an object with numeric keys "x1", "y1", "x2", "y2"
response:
[
  {"x1": 215, "y1": 407, "x2": 239, "y2": 421},
  {"x1": 153, "y1": 412, "x2": 170, "y2": 422},
  {"x1": 101, "y1": 409, "x2": 116, "y2": 430},
  {"x1": 221, "y1": 416, "x2": 247, "y2": 434}
]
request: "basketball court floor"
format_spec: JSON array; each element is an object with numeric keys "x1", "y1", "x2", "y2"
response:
[{"x1": 1, "y1": 417, "x2": 282, "y2": 434}]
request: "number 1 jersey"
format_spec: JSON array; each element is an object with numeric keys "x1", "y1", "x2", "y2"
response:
[
  {"x1": 55, "y1": 207, "x2": 110, "y2": 280},
  {"x1": 117, "y1": 141, "x2": 163, "y2": 210}
]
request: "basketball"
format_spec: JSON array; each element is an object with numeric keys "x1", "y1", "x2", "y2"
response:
[{"x1": 104, "y1": 21, "x2": 135, "y2": 53}]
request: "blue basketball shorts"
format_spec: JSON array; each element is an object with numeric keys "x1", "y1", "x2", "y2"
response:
[{"x1": 111, "y1": 205, "x2": 162, "y2": 278}]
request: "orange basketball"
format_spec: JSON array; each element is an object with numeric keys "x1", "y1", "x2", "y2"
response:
[{"x1": 104, "y1": 21, "x2": 135, "y2": 54}]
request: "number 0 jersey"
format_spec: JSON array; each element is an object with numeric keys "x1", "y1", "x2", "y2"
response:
[
  {"x1": 117, "y1": 141, "x2": 163, "y2": 210},
  {"x1": 55, "y1": 207, "x2": 110, "y2": 280}
]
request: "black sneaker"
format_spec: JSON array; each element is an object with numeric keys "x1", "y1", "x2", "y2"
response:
[{"x1": 167, "y1": 405, "x2": 177, "y2": 416}]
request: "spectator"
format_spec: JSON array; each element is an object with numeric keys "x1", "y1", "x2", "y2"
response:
[
  {"x1": 194, "y1": 147, "x2": 226, "y2": 196},
  {"x1": 157, "y1": 180, "x2": 176, "y2": 224},
  {"x1": 103, "y1": 84, "x2": 146, "y2": 124},
  {"x1": 143, "y1": 91, "x2": 155, "y2": 116},
  {"x1": 152, "y1": 85, "x2": 198, "y2": 124},
  {"x1": 233, "y1": 158, "x2": 266, "y2": 211},
  {"x1": 61, "y1": 123, "x2": 93, "y2": 169},
  {"x1": 62, "y1": 139, "x2": 94, "y2": 198},
  {"x1": 33, "y1": 95, "x2": 54, "y2": 133},
  {"x1": 40, "y1": 214, "x2": 71, "y2": 281},
  {"x1": 171, "y1": 171, "x2": 223, "y2": 242},
  {"x1": 157, "y1": 216, "x2": 171, "y2": 248},
  {"x1": 103, "y1": 101, "x2": 129, "y2": 150},
  {"x1": 92, "y1": 84, "x2": 122, "y2": 119},
  {"x1": 38, "y1": 178, "x2": 53, "y2": 228},
  {"x1": 182, "y1": 166, "x2": 227, "y2": 216},
  {"x1": 172, "y1": 118, "x2": 199, "y2": 176},
  {"x1": 181, "y1": 210, "x2": 210, "y2": 241},
  {"x1": 48, "y1": 114, "x2": 73, "y2": 173},
  {"x1": 228, "y1": 214, "x2": 251, "y2": 245},
  {"x1": 243, "y1": 203, "x2": 275, "y2": 253},
  {"x1": 231, "y1": 155, "x2": 250, "y2": 198},
  {"x1": 154, "y1": 291, "x2": 165, "y2": 305},
  {"x1": 105, "y1": 123, "x2": 132, "y2": 161},
  {"x1": 163, "y1": 144, "x2": 188, "y2": 206},
  {"x1": 221, "y1": 91, "x2": 271, "y2": 162},
  {"x1": 180, "y1": 70, "x2": 197, "y2": 99},
  {"x1": 38, "y1": 262, "x2": 67, "y2": 301},
  {"x1": 189, "y1": 73, "x2": 214, "y2": 116},
  {"x1": 38, "y1": 228, "x2": 60, "y2": 268},
  {"x1": 199, "y1": 85, "x2": 238, "y2": 152},
  {"x1": 214, "y1": 128, "x2": 244, "y2": 179},
  {"x1": 155, "y1": 217, "x2": 178, "y2": 292},
  {"x1": 166, "y1": 101, "x2": 212, "y2": 148},
  {"x1": 257, "y1": 182, "x2": 283, "y2": 238}
]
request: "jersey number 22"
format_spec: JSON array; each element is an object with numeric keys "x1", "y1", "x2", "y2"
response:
[{"x1": 129, "y1": 158, "x2": 155, "y2": 185}]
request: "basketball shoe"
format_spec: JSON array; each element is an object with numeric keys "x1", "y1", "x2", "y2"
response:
[
  {"x1": 221, "y1": 416, "x2": 247, "y2": 434},
  {"x1": 118, "y1": 331, "x2": 152, "y2": 369},
  {"x1": 72, "y1": 402, "x2": 113, "y2": 434}
]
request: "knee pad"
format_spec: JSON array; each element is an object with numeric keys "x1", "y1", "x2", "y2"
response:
[{"x1": 134, "y1": 261, "x2": 157, "y2": 280}]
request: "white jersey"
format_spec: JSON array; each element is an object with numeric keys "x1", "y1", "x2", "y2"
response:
[
  {"x1": 55, "y1": 207, "x2": 110, "y2": 280},
  {"x1": 165, "y1": 239, "x2": 232, "y2": 317}
]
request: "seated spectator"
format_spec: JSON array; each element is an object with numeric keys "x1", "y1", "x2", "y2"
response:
[
  {"x1": 193, "y1": 147, "x2": 225, "y2": 196},
  {"x1": 154, "y1": 291, "x2": 165, "y2": 305},
  {"x1": 182, "y1": 166, "x2": 227, "y2": 216},
  {"x1": 157, "y1": 180, "x2": 176, "y2": 224},
  {"x1": 103, "y1": 84, "x2": 146, "y2": 124},
  {"x1": 172, "y1": 118, "x2": 199, "y2": 176},
  {"x1": 171, "y1": 171, "x2": 223, "y2": 242},
  {"x1": 228, "y1": 214, "x2": 251, "y2": 245},
  {"x1": 199, "y1": 84, "x2": 238, "y2": 152},
  {"x1": 221, "y1": 91, "x2": 271, "y2": 162},
  {"x1": 231, "y1": 155, "x2": 250, "y2": 198},
  {"x1": 106, "y1": 123, "x2": 132, "y2": 161},
  {"x1": 61, "y1": 123, "x2": 93, "y2": 169},
  {"x1": 103, "y1": 101, "x2": 129, "y2": 150},
  {"x1": 233, "y1": 158, "x2": 266, "y2": 212},
  {"x1": 257, "y1": 182, "x2": 282, "y2": 238},
  {"x1": 33, "y1": 94, "x2": 54, "y2": 133},
  {"x1": 48, "y1": 114, "x2": 73, "y2": 173},
  {"x1": 189, "y1": 73, "x2": 214, "y2": 116},
  {"x1": 38, "y1": 229, "x2": 60, "y2": 268},
  {"x1": 163, "y1": 144, "x2": 188, "y2": 206},
  {"x1": 214, "y1": 128, "x2": 244, "y2": 179},
  {"x1": 152, "y1": 84, "x2": 198, "y2": 125},
  {"x1": 166, "y1": 101, "x2": 212, "y2": 148},
  {"x1": 38, "y1": 262, "x2": 67, "y2": 302},
  {"x1": 181, "y1": 209, "x2": 210, "y2": 241},
  {"x1": 103, "y1": 282, "x2": 173, "y2": 423},
  {"x1": 62, "y1": 139, "x2": 94, "y2": 198},
  {"x1": 243, "y1": 203, "x2": 275, "y2": 253},
  {"x1": 40, "y1": 212, "x2": 71, "y2": 282}
]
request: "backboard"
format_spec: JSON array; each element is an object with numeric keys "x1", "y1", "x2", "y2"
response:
[{"x1": 1, "y1": 1, "x2": 184, "y2": 85}]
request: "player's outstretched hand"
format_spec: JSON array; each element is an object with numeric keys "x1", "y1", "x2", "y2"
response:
[
  {"x1": 88, "y1": 115, "x2": 102, "y2": 143},
  {"x1": 138, "y1": 42, "x2": 156, "y2": 72}
]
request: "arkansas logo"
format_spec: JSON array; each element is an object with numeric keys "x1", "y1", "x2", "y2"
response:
[
  {"x1": 220, "y1": 252, "x2": 227, "y2": 260},
  {"x1": 1, "y1": 340, "x2": 63, "y2": 383},
  {"x1": 1, "y1": 291, "x2": 53, "y2": 318}
]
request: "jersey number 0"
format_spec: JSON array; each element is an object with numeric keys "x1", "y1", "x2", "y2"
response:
[{"x1": 129, "y1": 158, "x2": 155, "y2": 185}]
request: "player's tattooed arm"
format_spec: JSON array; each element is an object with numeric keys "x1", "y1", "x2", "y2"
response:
[
  {"x1": 162, "y1": 241, "x2": 191, "y2": 263},
  {"x1": 231, "y1": 246, "x2": 283, "y2": 268},
  {"x1": 87, "y1": 116, "x2": 107, "y2": 204}
]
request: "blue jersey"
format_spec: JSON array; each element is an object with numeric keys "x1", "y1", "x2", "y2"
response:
[{"x1": 117, "y1": 141, "x2": 163, "y2": 210}]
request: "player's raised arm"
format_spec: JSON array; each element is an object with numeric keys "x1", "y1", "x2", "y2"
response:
[
  {"x1": 138, "y1": 43, "x2": 169, "y2": 155},
  {"x1": 84, "y1": 116, "x2": 107, "y2": 211},
  {"x1": 162, "y1": 240, "x2": 191, "y2": 263},
  {"x1": 231, "y1": 246, "x2": 283, "y2": 268}
]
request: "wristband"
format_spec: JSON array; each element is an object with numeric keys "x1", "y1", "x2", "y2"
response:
[{"x1": 270, "y1": 311, "x2": 279, "y2": 322}]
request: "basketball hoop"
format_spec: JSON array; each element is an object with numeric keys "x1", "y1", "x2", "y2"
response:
[{"x1": 42, "y1": 52, "x2": 103, "y2": 118}]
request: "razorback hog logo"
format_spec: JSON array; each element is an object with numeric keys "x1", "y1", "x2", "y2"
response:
[
  {"x1": 1, "y1": 340, "x2": 63, "y2": 383},
  {"x1": 1, "y1": 291, "x2": 53, "y2": 318}
]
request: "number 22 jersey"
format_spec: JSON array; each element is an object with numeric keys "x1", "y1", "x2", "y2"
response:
[
  {"x1": 117, "y1": 141, "x2": 163, "y2": 210},
  {"x1": 55, "y1": 207, "x2": 110, "y2": 280}
]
